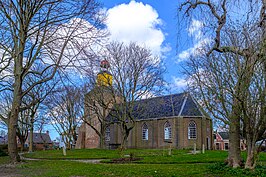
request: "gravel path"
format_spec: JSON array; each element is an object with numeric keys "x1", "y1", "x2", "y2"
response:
[{"x1": 19, "y1": 153, "x2": 103, "y2": 164}]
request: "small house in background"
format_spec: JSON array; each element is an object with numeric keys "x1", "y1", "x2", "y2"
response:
[
  {"x1": 25, "y1": 131, "x2": 53, "y2": 150},
  {"x1": 213, "y1": 131, "x2": 246, "y2": 151}
]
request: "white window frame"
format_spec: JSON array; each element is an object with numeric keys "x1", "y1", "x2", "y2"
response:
[
  {"x1": 164, "y1": 121, "x2": 172, "y2": 140},
  {"x1": 142, "y1": 123, "x2": 148, "y2": 140},
  {"x1": 188, "y1": 121, "x2": 197, "y2": 139},
  {"x1": 105, "y1": 127, "x2": 110, "y2": 142}
]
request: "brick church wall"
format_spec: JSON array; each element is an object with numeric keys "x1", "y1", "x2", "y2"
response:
[{"x1": 108, "y1": 116, "x2": 212, "y2": 150}]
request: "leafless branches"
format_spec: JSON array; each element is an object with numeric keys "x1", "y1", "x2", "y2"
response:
[
  {"x1": 105, "y1": 42, "x2": 165, "y2": 148},
  {"x1": 180, "y1": 0, "x2": 266, "y2": 169},
  {"x1": 0, "y1": 0, "x2": 106, "y2": 163},
  {"x1": 44, "y1": 85, "x2": 84, "y2": 149}
]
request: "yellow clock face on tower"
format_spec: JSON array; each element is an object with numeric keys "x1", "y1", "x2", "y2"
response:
[{"x1": 97, "y1": 72, "x2": 113, "y2": 86}]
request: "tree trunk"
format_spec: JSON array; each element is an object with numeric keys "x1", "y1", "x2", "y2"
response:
[
  {"x1": 99, "y1": 125, "x2": 106, "y2": 149},
  {"x1": 20, "y1": 140, "x2": 25, "y2": 152},
  {"x1": 8, "y1": 70, "x2": 22, "y2": 162},
  {"x1": 8, "y1": 97, "x2": 21, "y2": 163},
  {"x1": 29, "y1": 119, "x2": 34, "y2": 152},
  {"x1": 100, "y1": 127, "x2": 105, "y2": 149},
  {"x1": 120, "y1": 128, "x2": 129, "y2": 150},
  {"x1": 228, "y1": 110, "x2": 241, "y2": 168},
  {"x1": 99, "y1": 135, "x2": 105, "y2": 149},
  {"x1": 8, "y1": 18, "x2": 25, "y2": 163},
  {"x1": 121, "y1": 134, "x2": 128, "y2": 150},
  {"x1": 245, "y1": 135, "x2": 257, "y2": 169}
]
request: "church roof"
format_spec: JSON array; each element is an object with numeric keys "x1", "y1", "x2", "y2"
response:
[
  {"x1": 131, "y1": 92, "x2": 204, "y2": 120},
  {"x1": 108, "y1": 92, "x2": 206, "y2": 121}
]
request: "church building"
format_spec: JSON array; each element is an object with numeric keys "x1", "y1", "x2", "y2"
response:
[{"x1": 76, "y1": 60, "x2": 213, "y2": 150}]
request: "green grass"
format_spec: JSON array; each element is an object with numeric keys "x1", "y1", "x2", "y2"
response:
[
  {"x1": 0, "y1": 149, "x2": 265, "y2": 177},
  {"x1": 18, "y1": 161, "x2": 209, "y2": 177},
  {"x1": 0, "y1": 156, "x2": 10, "y2": 164},
  {"x1": 23, "y1": 149, "x2": 229, "y2": 163},
  {"x1": 138, "y1": 150, "x2": 228, "y2": 164}
]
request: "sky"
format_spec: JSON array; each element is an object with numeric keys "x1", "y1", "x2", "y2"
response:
[{"x1": 100, "y1": 0, "x2": 203, "y2": 94}]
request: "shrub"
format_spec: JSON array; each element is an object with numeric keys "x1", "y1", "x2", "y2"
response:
[{"x1": 208, "y1": 162, "x2": 266, "y2": 177}]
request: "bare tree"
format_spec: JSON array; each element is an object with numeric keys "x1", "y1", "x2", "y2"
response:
[
  {"x1": 242, "y1": 57, "x2": 266, "y2": 168},
  {"x1": 104, "y1": 42, "x2": 165, "y2": 149},
  {"x1": 45, "y1": 85, "x2": 83, "y2": 149},
  {"x1": 0, "y1": 0, "x2": 106, "y2": 163},
  {"x1": 0, "y1": 76, "x2": 56, "y2": 152},
  {"x1": 179, "y1": 0, "x2": 266, "y2": 168},
  {"x1": 23, "y1": 77, "x2": 57, "y2": 152}
]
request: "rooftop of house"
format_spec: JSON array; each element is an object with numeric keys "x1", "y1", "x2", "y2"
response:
[
  {"x1": 218, "y1": 132, "x2": 229, "y2": 140},
  {"x1": 32, "y1": 133, "x2": 52, "y2": 144},
  {"x1": 214, "y1": 132, "x2": 246, "y2": 140}
]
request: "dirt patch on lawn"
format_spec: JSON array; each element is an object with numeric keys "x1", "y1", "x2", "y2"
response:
[{"x1": 0, "y1": 164, "x2": 23, "y2": 177}]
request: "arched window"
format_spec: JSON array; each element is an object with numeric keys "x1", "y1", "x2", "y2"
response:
[
  {"x1": 142, "y1": 123, "x2": 148, "y2": 140},
  {"x1": 164, "y1": 121, "x2": 172, "y2": 140},
  {"x1": 105, "y1": 127, "x2": 110, "y2": 142},
  {"x1": 188, "y1": 121, "x2": 197, "y2": 139}
]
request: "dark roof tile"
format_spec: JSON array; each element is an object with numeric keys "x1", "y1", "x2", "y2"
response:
[
  {"x1": 108, "y1": 92, "x2": 204, "y2": 120},
  {"x1": 180, "y1": 94, "x2": 203, "y2": 116},
  {"x1": 218, "y1": 132, "x2": 229, "y2": 140},
  {"x1": 33, "y1": 133, "x2": 52, "y2": 144}
]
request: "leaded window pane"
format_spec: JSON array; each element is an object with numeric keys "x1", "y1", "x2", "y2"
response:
[
  {"x1": 164, "y1": 121, "x2": 172, "y2": 139},
  {"x1": 142, "y1": 123, "x2": 148, "y2": 140},
  {"x1": 105, "y1": 127, "x2": 110, "y2": 142},
  {"x1": 188, "y1": 121, "x2": 197, "y2": 139}
]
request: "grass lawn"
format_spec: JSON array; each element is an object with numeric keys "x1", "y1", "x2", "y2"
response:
[
  {"x1": 0, "y1": 149, "x2": 265, "y2": 177},
  {"x1": 23, "y1": 149, "x2": 229, "y2": 163},
  {"x1": 18, "y1": 161, "x2": 210, "y2": 177}
]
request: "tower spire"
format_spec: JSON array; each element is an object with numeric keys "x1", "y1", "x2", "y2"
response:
[{"x1": 96, "y1": 60, "x2": 113, "y2": 86}]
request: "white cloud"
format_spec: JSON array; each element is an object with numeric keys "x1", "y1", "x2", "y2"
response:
[
  {"x1": 172, "y1": 76, "x2": 188, "y2": 89},
  {"x1": 106, "y1": 1, "x2": 167, "y2": 57},
  {"x1": 166, "y1": 76, "x2": 189, "y2": 93},
  {"x1": 177, "y1": 19, "x2": 210, "y2": 63},
  {"x1": 178, "y1": 38, "x2": 211, "y2": 62},
  {"x1": 188, "y1": 19, "x2": 204, "y2": 40}
]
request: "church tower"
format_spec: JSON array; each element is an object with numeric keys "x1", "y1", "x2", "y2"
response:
[
  {"x1": 96, "y1": 60, "x2": 112, "y2": 87},
  {"x1": 76, "y1": 59, "x2": 114, "y2": 149}
]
